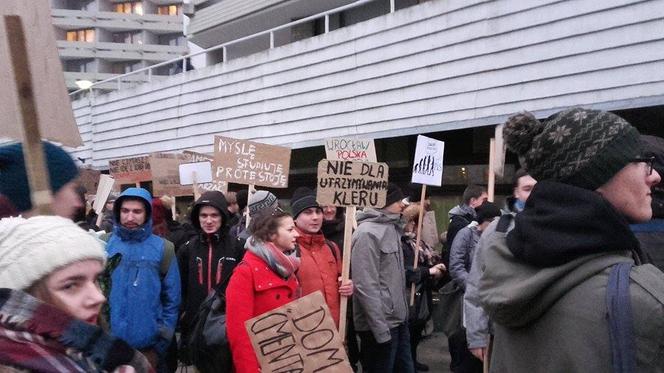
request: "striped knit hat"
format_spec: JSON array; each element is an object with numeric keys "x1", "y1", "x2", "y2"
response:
[{"x1": 503, "y1": 107, "x2": 641, "y2": 190}]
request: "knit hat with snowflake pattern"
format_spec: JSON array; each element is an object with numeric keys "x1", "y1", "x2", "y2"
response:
[{"x1": 503, "y1": 107, "x2": 641, "y2": 190}]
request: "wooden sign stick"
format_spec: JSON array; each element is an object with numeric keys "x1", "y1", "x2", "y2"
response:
[
  {"x1": 409, "y1": 184, "x2": 427, "y2": 305},
  {"x1": 488, "y1": 138, "x2": 496, "y2": 202},
  {"x1": 338, "y1": 205, "x2": 355, "y2": 340},
  {"x1": 192, "y1": 171, "x2": 201, "y2": 200},
  {"x1": 171, "y1": 196, "x2": 177, "y2": 220},
  {"x1": 6, "y1": 16, "x2": 52, "y2": 215}
]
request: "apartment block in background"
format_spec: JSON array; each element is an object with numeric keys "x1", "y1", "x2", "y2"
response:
[{"x1": 51, "y1": 0, "x2": 188, "y2": 91}]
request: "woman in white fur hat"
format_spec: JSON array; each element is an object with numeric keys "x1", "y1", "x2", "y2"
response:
[{"x1": 0, "y1": 215, "x2": 153, "y2": 372}]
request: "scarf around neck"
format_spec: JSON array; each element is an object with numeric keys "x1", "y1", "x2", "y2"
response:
[
  {"x1": 0, "y1": 289, "x2": 152, "y2": 372},
  {"x1": 507, "y1": 181, "x2": 646, "y2": 267},
  {"x1": 247, "y1": 238, "x2": 300, "y2": 279}
]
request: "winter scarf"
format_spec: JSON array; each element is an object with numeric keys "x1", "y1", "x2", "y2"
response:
[
  {"x1": 507, "y1": 181, "x2": 646, "y2": 267},
  {"x1": 0, "y1": 288, "x2": 152, "y2": 372},
  {"x1": 246, "y1": 239, "x2": 300, "y2": 279}
]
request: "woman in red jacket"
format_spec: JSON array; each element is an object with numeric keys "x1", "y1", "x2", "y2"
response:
[{"x1": 226, "y1": 210, "x2": 301, "y2": 373}]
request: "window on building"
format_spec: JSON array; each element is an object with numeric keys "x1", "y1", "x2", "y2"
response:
[
  {"x1": 112, "y1": 31, "x2": 143, "y2": 44},
  {"x1": 157, "y1": 4, "x2": 181, "y2": 15},
  {"x1": 66, "y1": 29, "x2": 95, "y2": 42},
  {"x1": 115, "y1": 1, "x2": 143, "y2": 15}
]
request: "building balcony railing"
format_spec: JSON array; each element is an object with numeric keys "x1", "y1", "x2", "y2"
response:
[
  {"x1": 58, "y1": 40, "x2": 188, "y2": 62},
  {"x1": 51, "y1": 8, "x2": 183, "y2": 33},
  {"x1": 64, "y1": 71, "x2": 168, "y2": 90}
]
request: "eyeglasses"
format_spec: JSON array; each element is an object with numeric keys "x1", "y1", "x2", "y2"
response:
[{"x1": 630, "y1": 156, "x2": 655, "y2": 176}]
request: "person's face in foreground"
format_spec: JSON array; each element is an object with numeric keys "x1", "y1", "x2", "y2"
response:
[
  {"x1": 52, "y1": 181, "x2": 84, "y2": 219},
  {"x1": 270, "y1": 216, "x2": 300, "y2": 252},
  {"x1": 35, "y1": 259, "x2": 106, "y2": 325},
  {"x1": 597, "y1": 159, "x2": 661, "y2": 223}
]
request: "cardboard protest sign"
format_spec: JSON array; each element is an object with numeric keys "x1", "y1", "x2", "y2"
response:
[
  {"x1": 245, "y1": 291, "x2": 352, "y2": 373},
  {"x1": 179, "y1": 162, "x2": 212, "y2": 185},
  {"x1": 183, "y1": 150, "x2": 228, "y2": 193},
  {"x1": 325, "y1": 137, "x2": 377, "y2": 162},
  {"x1": 79, "y1": 168, "x2": 101, "y2": 195},
  {"x1": 109, "y1": 156, "x2": 151, "y2": 186},
  {"x1": 411, "y1": 135, "x2": 445, "y2": 186},
  {"x1": 150, "y1": 152, "x2": 191, "y2": 197},
  {"x1": 317, "y1": 160, "x2": 388, "y2": 208},
  {"x1": 422, "y1": 210, "x2": 440, "y2": 249},
  {"x1": 183, "y1": 150, "x2": 213, "y2": 163},
  {"x1": 213, "y1": 136, "x2": 291, "y2": 188},
  {"x1": 0, "y1": 0, "x2": 81, "y2": 147},
  {"x1": 493, "y1": 124, "x2": 506, "y2": 178}
]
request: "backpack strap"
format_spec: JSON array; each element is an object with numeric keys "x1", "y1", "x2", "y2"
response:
[
  {"x1": 495, "y1": 214, "x2": 513, "y2": 233},
  {"x1": 606, "y1": 262, "x2": 635, "y2": 373},
  {"x1": 324, "y1": 238, "x2": 339, "y2": 262}
]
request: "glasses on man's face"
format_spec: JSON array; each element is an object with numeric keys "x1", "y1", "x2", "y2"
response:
[{"x1": 630, "y1": 156, "x2": 655, "y2": 176}]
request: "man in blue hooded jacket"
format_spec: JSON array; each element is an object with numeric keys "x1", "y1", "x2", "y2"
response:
[{"x1": 106, "y1": 188, "x2": 181, "y2": 371}]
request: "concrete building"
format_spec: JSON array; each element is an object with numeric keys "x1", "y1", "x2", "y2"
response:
[
  {"x1": 67, "y1": 0, "x2": 664, "y2": 198},
  {"x1": 51, "y1": 0, "x2": 188, "y2": 91}
]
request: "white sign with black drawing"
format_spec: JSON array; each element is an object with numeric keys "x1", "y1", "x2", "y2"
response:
[{"x1": 411, "y1": 135, "x2": 444, "y2": 186}]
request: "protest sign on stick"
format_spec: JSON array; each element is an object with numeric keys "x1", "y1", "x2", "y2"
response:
[
  {"x1": 410, "y1": 135, "x2": 445, "y2": 304},
  {"x1": 150, "y1": 153, "x2": 191, "y2": 197},
  {"x1": 183, "y1": 150, "x2": 228, "y2": 194},
  {"x1": 325, "y1": 137, "x2": 377, "y2": 162},
  {"x1": 245, "y1": 291, "x2": 353, "y2": 373},
  {"x1": 317, "y1": 159, "x2": 388, "y2": 339},
  {"x1": 93, "y1": 174, "x2": 115, "y2": 227},
  {"x1": 109, "y1": 156, "x2": 151, "y2": 189},
  {"x1": 488, "y1": 138, "x2": 496, "y2": 202},
  {"x1": 213, "y1": 136, "x2": 291, "y2": 189}
]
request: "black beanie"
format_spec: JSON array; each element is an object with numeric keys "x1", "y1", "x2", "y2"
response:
[
  {"x1": 476, "y1": 201, "x2": 501, "y2": 224},
  {"x1": 384, "y1": 182, "x2": 405, "y2": 207},
  {"x1": 291, "y1": 187, "x2": 320, "y2": 218},
  {"x1": 236, "y1": 189, "x2": 248, "y2": 211},
  {"x1": 503, "y1": 107, "x2": 641, "y2": 190}
]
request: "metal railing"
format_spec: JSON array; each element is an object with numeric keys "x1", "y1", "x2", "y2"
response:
[{"x1": 69, "y1": 0, "x2": 393, "y2": 97}]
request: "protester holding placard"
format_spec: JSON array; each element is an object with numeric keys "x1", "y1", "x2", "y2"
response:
[
  {"x1": 351, "y1": 183, "x2": 415, "y2": 373},
  {"x1": 0, "y1": 141, "x2": 82, "y2": 219},
  {"x1": 177, "y1": 191, "x2": 244, "y2": 362},
  {"x1": 0, "y1": 216, "x2": 153, "y2": 372},
  {"x1": 226, "y1": 209, "x2": 301, "y2": 373},
  {"x1": 290, "y1": 187, "x2": 354, "y2": 329}
]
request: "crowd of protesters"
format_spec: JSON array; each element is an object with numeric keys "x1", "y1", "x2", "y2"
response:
[{"x1": 1, "y1": 106, "x2": 664, "y2": 372}]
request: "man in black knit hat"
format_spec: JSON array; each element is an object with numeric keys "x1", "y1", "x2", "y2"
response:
[
  {"x1": 479, "y1": 108, "x2": 664, "y2": 371},
  {"x1": 352, "y1": 182, "x2": 415, "y2": 373}
]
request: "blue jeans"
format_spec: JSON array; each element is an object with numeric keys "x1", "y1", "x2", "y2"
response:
[{"x1": 358, "y1": 323, "x2": 415, "y2": 373}]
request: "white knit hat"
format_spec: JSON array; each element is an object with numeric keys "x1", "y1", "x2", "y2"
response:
[{"x1": 0, "y1": 216, "x2": 107, "y2": 290}]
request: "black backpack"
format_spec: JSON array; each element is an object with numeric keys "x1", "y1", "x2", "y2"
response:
[{"x1": 186, "y1": 273, "x2": 234, "y2": 373}]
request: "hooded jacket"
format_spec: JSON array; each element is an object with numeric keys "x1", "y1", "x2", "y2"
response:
[
  {"x1": 351, "y1": 208, "x2": 408, "y2": 343},
  {"x1": 106, "y1": 188, "x2": 181, "y2": 355},
  {"x1": 478, "y1": 182, "x2": 664, "y2": 372},
  {"x1": 177, "y1": 191, "x2": 244, "y2": 334}
]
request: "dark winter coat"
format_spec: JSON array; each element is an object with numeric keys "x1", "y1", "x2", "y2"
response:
[
  {"x1": 479, "y1": 181, "x2": 664, "y2": 372},
  {"x1": 177, "y1": 191, "x2": 244, "y2": 334}
]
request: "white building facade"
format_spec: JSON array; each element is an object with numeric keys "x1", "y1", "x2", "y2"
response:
[{"x1": 68, "y1": 0, "x2": 664, "y2": 172}]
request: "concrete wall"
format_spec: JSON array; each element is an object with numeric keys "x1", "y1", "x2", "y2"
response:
[{"x1": 70, "y1": 0, "x2": 664, "y2": 168}]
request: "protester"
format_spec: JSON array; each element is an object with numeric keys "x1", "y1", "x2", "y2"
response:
[
  {"x1": 226, "y1": 210, "x2": 300, "y2": 373},
  {"x1": 445, "y1": 185, "x2": 487, "y2": 251},
  {"x1": 463, "y1": 170, "x2": 536, "y2": 363},
  {"x1": 446, "y1": 201, "x2": 501, "y2": 372},
  {"x1": 152, "y1": 197, "x2": 170, "y2": 237},
  {"x1": 631, "y1": 135, "x2": 664, "y2": 271},
  {"x1": 225, "y1": 191, "x2": 241, "y2": 227},
  {"x1": 98, "y1": 192, "x2": 119, "y2": 233},
  {"x1": 479, "y1": 108, "x2": 664, "y2": 371},
  {"x1": 402, "y1": 204, "x2": 446, "y2": 372},
  {"x1": 291, "y1": 187, "x2": 353, "y2": 327},
  {"x1": 321, "y1": 203, "x2": 345, "y2": 249},
  {"x1": 104, "y1": 187, "x2": 181, "y2": 372},
  {"x1": 352, "y1": 183, "x2": 414, "y2": 373},
  {"x1": 0, "y1": 141, "x2": 82, "y2": 218},
  {"x1": 407, "y1": 183, "x2": 442, "y2": 262},
  {"x1": 177, "y1": 191, "x2": 244, "y2": 357},
  {"x1": 158, "y1": 195, "x2": 197, "y2": 250},
  {"x1": 0, "y1": 215, "x2": 153, "y2": 372}
]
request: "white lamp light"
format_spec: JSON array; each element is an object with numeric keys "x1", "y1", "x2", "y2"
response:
[{"x1": 75, "y1": 79, "x2": 93, "y2": 90}]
